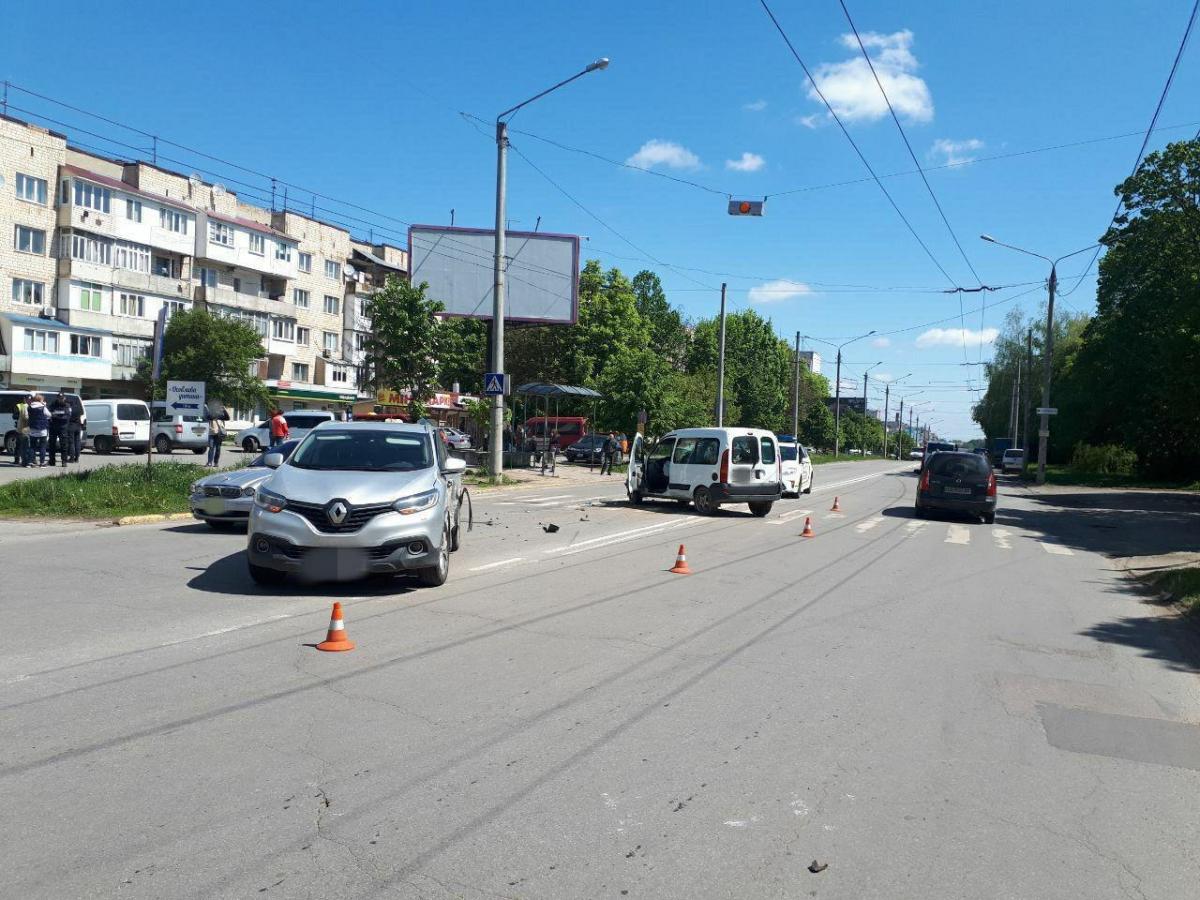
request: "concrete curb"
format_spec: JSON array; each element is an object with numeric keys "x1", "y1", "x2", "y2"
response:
[{"x1": 113, "y1": 512, "x2": 194, "y2": 526}]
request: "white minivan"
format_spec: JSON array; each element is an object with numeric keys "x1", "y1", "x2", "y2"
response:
[
  {"x1": 626, "y1": 427, "x2": 782, "y2": 516},
  {"x1": 83, "y1": 399, "x2": 151, "y2": 454}
]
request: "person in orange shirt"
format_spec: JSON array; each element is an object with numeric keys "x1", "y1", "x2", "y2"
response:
[{"x1": 269, "y1": 409, "x2": 289, "y2": 448}]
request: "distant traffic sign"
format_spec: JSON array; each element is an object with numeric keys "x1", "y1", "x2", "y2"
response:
[
  {"x1": 166, "y1": 380, "x2": 205, "y2": 413},
  {"x1": 483, "y1": 372, "x2": 506, "y2": 396},
  {"x1": 1036, "y1": 407, "x2": 1058, "y2": 415},
  {"x1": 728, "y1": 199, "x2": 765, "y2": 216}
]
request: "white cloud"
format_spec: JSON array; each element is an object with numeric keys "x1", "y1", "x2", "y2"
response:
[
  {"x1": 929, "y1": 138, "x2": 984, "y2": 167},
  {"x1": 625, "y1": 139, "x2": 701, "y2": 171},
  {"x1": 873, "y1": 372, "x2": 892, "y2": 383},
  {"x1": 744, "y1": 99, "x2": 768, "y2": 112},
  {"x1": 725, "y1": 152, "x2": 765, "y2": 173},
  {"x1": 806, "y1": 30, "x2": 933, "y2": 124},
  {"x1": 747, "y1": 279, "x2": 812, "y2": 304},
  {"x1": 871, "y1": 336, "x2": 891, "y2": 348},
  {"x1": 915, "y1": 327, "x2": 999, "y2": 349},
  {"x1": 796, "y1": 113, "x2": 825, "y2": 129}
]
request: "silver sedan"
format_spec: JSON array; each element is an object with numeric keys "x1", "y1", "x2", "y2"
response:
[{"x1": 189, "y1": 441, "x2": 299, "y2": 529}]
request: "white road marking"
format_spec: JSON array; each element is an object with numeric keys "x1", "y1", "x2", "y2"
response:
[
  {"x1": 1040, "y1": 540, "x2": 1074, "y2": 556},
  {"x1": 993, "y1": 528, "x2": 1013, "y2": 550},
  {"x1": 944, "y1": 524, "x2": 971, "y2": 545},
  {"x1": 766, "y1": 508, "x2": 811, "y2": 526},
  {"x1": 496, "y1": 494, "x2": 573, "y2": 506},
  {"x1": 813, "y1": 465, "x2": 911, "y2": 495},
  {"x1": 469, "y1": 557, "x2": 528, "y2": 572},
  {"x1": 905, "y1": 520, "x2": 927, "y2": 535},
  {"x1": 545, "y1": 519, "x2": 698, "y2": 558},
  {"x1": 855, "y1": 515, "x2": 885, "y2": 533}
]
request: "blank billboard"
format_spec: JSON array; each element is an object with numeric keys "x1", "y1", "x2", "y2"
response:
[{"x1": 409, "y1": 225, "x2": 579, "y2": 324}]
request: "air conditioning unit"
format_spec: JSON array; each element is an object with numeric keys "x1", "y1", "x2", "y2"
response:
[
  {"x1": 39, "y1": 306, "x2": 58, "y2": 319},
  {"x1": 322, "y1": 350, "x2": 331, "y2": 359}
]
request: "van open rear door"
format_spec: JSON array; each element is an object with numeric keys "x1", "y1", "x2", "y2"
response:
[{"x1": 625, "y1": 432, "x2": 644, "y2": 502}]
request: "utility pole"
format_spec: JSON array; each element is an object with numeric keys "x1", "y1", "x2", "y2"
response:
[
  {"x1": 897, "y1": 398, "x2": 904, "y2": 458},
  {"x1": 792, "y1": 331, "x2": 801, "y2": 438},
  {"x1": 1036, "y1": 265, "x2": 1057, "y2": 484},
  {"x1": 716, "y1": 283, "x2": 727, "y2": 426},
  {"x1": 834, "y1": 348, "x2": 843, "y2": 458},
  {"x1": 1013, "y1": 358, "x2": 1022, "y2": 445},
  {"x1": 882, "y1": 383, "x2": 890, "y2": 458},
  {"x1": 489, "y1": 118, "x2": 508, "y2": 482},
  {"x1": 1024, "y1": 328, "x2": 1033, "y2": 471}
]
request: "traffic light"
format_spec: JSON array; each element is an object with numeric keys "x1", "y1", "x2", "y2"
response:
[{"x1": 728, "y1": 198, "x2": 765, "y2": 216}]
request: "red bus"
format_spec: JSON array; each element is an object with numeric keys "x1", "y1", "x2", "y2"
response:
[{"x1": 525, "y1": 416, "x2": 588, "y2": 449}]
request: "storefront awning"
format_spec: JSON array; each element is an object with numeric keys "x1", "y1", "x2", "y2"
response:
[{"x1": 514, "y1": 382, "x2": 602, "y2": 399}]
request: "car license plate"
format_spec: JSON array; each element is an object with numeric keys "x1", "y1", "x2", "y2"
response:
[{"x1": 944, "y1": 486, "x2": 971, "y2": 495}]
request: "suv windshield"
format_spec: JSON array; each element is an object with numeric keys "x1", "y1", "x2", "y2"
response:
[{"x1": 289, "y1": 429, "x2": 434, "y2": 471}]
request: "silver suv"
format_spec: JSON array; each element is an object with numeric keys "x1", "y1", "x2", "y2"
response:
[{"x1": 246, "y1": 422, "x2": 467, "y2": 587}]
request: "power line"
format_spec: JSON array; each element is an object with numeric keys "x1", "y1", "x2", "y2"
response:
[
  {"x1": 757, "y1": 0, "x2": 962, "y2": 289},
  {"x1": 1059, "y1": 0, "x2": 1199, "y2": 297}
]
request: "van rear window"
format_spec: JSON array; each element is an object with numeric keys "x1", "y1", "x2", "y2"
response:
[
  {"x1": 760, "y1": 436, "x2": 776, "y2": 465},
  {"x1": 731, "y1": 436, "x2": 759, "y2": 465},
  {"x1": 117, "y1": 404, "x2": 149, "y2": 421}
]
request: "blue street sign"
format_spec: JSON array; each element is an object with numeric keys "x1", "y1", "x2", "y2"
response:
[{"x1": 484, "y1": 372, "x2": 506, "y2": 396}]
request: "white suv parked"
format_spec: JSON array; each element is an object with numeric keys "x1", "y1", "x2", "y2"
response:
[{"x1": 237, "y1": 410, "x2": 335, "y2": 453}]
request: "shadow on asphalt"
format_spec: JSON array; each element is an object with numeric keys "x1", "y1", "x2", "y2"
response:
[
  {"x1": 880, "y1": 505, "x2": 988, "y2": 524},
  {"x1": 186, "y1": 550, "x2": 417, "y2": 598}
]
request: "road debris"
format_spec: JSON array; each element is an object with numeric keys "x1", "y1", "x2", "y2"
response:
[{"x1": 808, "y1": 860, "x2": 828, "y2": 874}]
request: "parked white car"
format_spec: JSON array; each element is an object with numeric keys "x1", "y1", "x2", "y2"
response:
[
  {"x1": 151, "y1": 401, "x2": 208, "y2": 454},
  {"x1": 1001, "y1": 448, "x2": 1026, "y2": 474},
  {"x1": 626, "y1": 427, "x2": 782, "y2": 516},
  {"x1": 236, "y1": 410, "x2": 335, "y2": 453},
  {"x1": 777, "y1": 437, "x2": 814, "y2": 497},
  {"x1": 83, "y1": 399, "x2": 151, "y2": 454}
]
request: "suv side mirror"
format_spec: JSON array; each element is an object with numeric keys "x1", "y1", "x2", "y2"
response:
[
  {"x1": 442, "y1": 456, "x2": 467, "y2": 474},
  {"x1": 263, "y1": 452, "x2": 284, "y2": 469}
]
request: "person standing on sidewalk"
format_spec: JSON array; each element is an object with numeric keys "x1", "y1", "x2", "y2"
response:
[
  {"x1": 67, "y1": 400, "x2": 85, "y2": 463},
  {"x1": 48, "y1": 390, "x2": 70, "y2": 467},
  {"x1": 12, "y1": 394, "x2": 30, "y2": 466},
  {"x1": 269, "y1": 409, "x2": 289, "y2": 448},
  {"x1": 26, "y1": 394, "x2": 50, "y2": 468},
  {"x1": 206, "y1": 407, "x2": 227, "y2": 467},
  {"x1": 600, "y1": 431, "x2": 618, "y2": 475}
]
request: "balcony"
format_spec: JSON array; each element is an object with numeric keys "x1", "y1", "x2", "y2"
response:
[
  {"x1": 58, "y1": 257, "x2": 190, "y2": 300},
  {"x1": 193, "y1": 284, "x2": 284, "y2": 315},
  {"x1": 57, "y1": 195, "x2": 194, "y2": 256}
]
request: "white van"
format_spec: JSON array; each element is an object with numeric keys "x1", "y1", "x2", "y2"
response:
[
  {"x1": 83, "y1": 399, "x2": 151, "y2": 454},
  {"x1": 626, "y1": 427, "x2": 782, "y2": 516}
]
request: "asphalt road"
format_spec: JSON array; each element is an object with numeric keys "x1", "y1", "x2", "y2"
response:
[{"x1": 3, "y1": 460, "x2": 1199, "y2": 899}]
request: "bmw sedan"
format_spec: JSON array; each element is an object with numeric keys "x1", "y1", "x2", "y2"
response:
[{"x1": 190, "y1": 440, "x2": 299, "y2": 529}]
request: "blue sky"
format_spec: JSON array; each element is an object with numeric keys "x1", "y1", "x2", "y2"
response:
[{"x1": 4, "y1": 0, "x2": 1197, "y2": 437}]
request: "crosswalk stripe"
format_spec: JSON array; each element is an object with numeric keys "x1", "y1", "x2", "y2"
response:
[
  {"x1": 855, "y1": 515, "x2": 885, "y2": 534},
  {"x1": 944, "y1": 524, "x2": 971, "y2": 545},
  {"x1": 993, "y1": 528, "x2": 1013, "y2": 550},
  {"x1": 904, "y1": 520, "x2": 927, "y2": 535},
  {"x1": 1040, "y1": 540, "x2": 1074, "y2": 556}
]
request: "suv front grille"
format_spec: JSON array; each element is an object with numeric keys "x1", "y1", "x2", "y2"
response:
[{"x1": 287, "y1": 499, "x2": 394, "y2": 533}]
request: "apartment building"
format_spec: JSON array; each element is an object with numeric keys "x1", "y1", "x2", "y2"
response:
[{"x1": 0, "y1": 113, "x2": 405, "y2": 413}]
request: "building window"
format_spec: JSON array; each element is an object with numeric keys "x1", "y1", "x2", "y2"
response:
[
  {"x1": 67, "y1": 231, "x2": 112, "y2": 264},
  {"x1": 293, "y1": 288, "x2": 309, "y2": 308},
  {"x1": 16, "y1": 173, "x2": 48, "y2": 204},
  {"x1": 323, "y1": 294, "x2": 340, "y2": 315},
  {"x1": 331, "y1": 366, "x2": 348, "y2": 383},
  {"x1": 249, "y1": 233, "x2": 265, "y2": 255},
  {"x1": 70, "y1": 334, "x2": 103, "y2": 357},
  {"x1": 126, "y1": 199, "x2": 142, "y2": 222},
  {"x1": 213, "y1": 304, "x2": 269, "y2": 337},
  {"x1": 291, "y1": 362, "x2": 310, "y2": 382},
  {"x1": 208, "y1": 221, "x2": 233, "y2": 246},
  {"x1": 323, "y1": 331, "x2": 338, "y2": 354},
  {"x1": 275, "y1": 241, "x2": 292, "y2": 262},
  {"x1": 272, "y1": 318, "x2": 296, "y2": 341},
  {"x1": 355, "y1": 332, "x2": 368, "y2": 351},
  {"x1": 15, "y1": 225, "x2": 46, "y2": 255},
  {"x1": 73, "y1": 180, "x2": 111, "y2": 213},
  {"x1": 114, "y1": 339, "x2": 151, "y2": 368},
  {"x1": 23, "y1": 329, "x2": 60, "y2": 353},
  {"x1": 78, "y1": 283, "x2": 104, "y2": 312},
  {"x1": 298, "y1": 252, "x2": 312, "y2": 273},
  {"x1": 160, "y1": 208, "x2": 188, "y2": 234},
  {"x1": 153, "y1": 255, "x2": 180, "y2": 278},
  {"x1": 195, "y1": 266, "x2": 216, "y2": 288},
  {"x1": 165, "y1": 300, "x2": 188, "y2": 319},
  {"x1": 11, "y1": 279, "x2": 44, "y2": 306},
  {"x1": 296, "y1": 326, "x2": 311, "y2": 346},
  {"x1": 119, "y1": 293, "x2": 146, "y2": 317},
  {"x1": 114, "y1": 240, "x2": 151, "y2": 273},
  {"x1": 324, "y1": 259, "x2": 340, "y2": 280}
]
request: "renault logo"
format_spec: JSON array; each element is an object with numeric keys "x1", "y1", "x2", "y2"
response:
[{"x1": 327, "y1": 500, "x2": 349, "y2": 524}]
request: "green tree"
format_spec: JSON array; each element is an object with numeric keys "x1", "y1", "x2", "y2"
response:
[
  {"x1": 142, "y1": 308, "x2": 267, "y2": 411},
  {"x1": 362, "y1": 276, "x2": 445, "y2": 419},
  {"x1": 688, "y1": 309, "x2": 793, "y2": 430},
  {"x1": 436, "y1": 317, "x2": 489, "y2": 394},
  {"x1": 632, "y1": 270, "x2": 689, "y2": 367}
]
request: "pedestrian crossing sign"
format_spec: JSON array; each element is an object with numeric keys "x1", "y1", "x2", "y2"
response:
[{"x1": 484, "y1": 372, "x2": 506, "y2": 396}]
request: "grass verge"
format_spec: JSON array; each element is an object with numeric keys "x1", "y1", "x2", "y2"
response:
[
  {"x1": 461, "y1": 472, "x2": 523, "y2": 488},
  {"x1": 1146, "y1": 567, "x2": 1200, "y2": 616},
  {"x1": 810, "y1": 453, "x2": 894, "y2": 466},
  {"x1": 1040, "y1": 465, "x2": 1200, "y2": 491},
  {"x1": 0, "y1": 463, "x2": 204, "y2": 519}
]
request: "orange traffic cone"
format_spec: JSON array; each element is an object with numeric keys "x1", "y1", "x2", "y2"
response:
[
  {"x1": 669, "y1": 544, "x2": 692, "y2": 575},
  {"x1": 801, "y1": 516, "x2": 815, "y2": 538},
  {"x1": 316, "y1": 602, "x2": 355, "y2": 652},
  {"x1": 831, "y1": 496, "x2": 842, "y2": 512}
]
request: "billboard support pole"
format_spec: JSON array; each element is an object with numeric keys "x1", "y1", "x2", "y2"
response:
[
  {"x1": 716, "y1": 283, "x2": 727, "y2": 426},
  {"x1": 490, "y1": 120, "x2": 508, "y2": 483}
]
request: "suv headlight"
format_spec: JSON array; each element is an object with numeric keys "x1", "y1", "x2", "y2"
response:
[
  {"x1": 394, "y1": 488, "x2": 439, "y2": 515},
  {"x1": 255, "y1": 487, "x2": 288, "y2": 513}
]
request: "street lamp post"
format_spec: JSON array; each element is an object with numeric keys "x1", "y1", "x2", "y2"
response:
[
  {"x1": 805, "y1": 331, "x2": 876, "y2": 458},
  {"x1": 489, "y1": 58, "x2": 609, "y2": 481},
  {"x1": 980, "y1": 234, "x2": 1098, "y2": 485},
  {"x1": 880, "y1": 373, "x2": 911, "y2": 459}
]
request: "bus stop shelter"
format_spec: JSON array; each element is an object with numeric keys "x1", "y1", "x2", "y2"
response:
[{"x1": 513, "y1": 382, "x2": 603, "y2": 460}]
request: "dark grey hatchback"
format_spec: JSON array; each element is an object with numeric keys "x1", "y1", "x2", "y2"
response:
[{"x1": 915, "y1": 451, "x2": 997, "y2": 523}]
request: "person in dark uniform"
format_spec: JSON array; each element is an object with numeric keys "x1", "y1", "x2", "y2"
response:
[{"x1": 600, "y1": 431, "x2": 618, "y2": 475}]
